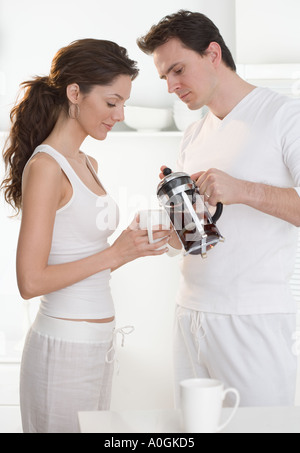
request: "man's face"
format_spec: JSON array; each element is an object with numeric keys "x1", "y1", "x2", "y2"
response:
[{"x1": 153, "y1": 38, "x2": 218, "y2": 110}]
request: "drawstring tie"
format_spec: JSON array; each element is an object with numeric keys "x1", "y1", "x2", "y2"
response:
[
  {"x1": 190, "y1": 311, "x2": 206, "y2": 361},
  {"x1": 106, "y1": 325, "x2": 135, "y2": 365}
]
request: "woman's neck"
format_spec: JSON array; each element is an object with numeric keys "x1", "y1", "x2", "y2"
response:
[{"x1": 43, "y1": 111, "x2": 87, "y2": 160}]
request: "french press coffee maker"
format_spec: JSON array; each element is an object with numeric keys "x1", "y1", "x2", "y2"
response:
[{"x1": 157, "y1": 168, "x2": 224, "y2": 258}]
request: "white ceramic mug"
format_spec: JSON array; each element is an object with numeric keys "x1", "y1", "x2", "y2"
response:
[
  {"x1": 180, "y1": 378, "x2": 240, "y2": 433},
  {"x1": 138, "y1": 209, "x2": 171, "y2": 249}
]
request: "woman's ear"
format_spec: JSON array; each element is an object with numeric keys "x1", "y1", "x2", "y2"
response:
[{"x1": 66, "y1": 83, "x2": 80, "y2": 104}]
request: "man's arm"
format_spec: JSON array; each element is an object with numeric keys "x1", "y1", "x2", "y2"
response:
[{"x1": 192, "y1": 168, "x2": 300, "y2": 227}]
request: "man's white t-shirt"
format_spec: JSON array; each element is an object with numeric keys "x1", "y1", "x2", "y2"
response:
[{"x1": 176, "y1": 87, "x2": 300, "y2": 315}]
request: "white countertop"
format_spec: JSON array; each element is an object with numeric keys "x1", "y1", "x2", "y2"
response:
[{"x1": 78, "y1": 407, "x2": 300, "y2": 434}]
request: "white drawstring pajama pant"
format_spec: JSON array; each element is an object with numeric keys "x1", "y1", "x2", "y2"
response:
[
  {"x1": 20, "y1": 312, "x2": 132, "y2": 433},
  {"x1": 174, "y1": 306, "x2": 297, "y2": 408}
]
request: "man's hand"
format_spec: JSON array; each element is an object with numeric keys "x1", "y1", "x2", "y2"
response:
[
  {"x1": 191, "y1": 168, "x2": 245, "y2": 206},
  {"x1": 159, "y1": 165, "x2": 168, "y2": 180},
  {"x1": 191, "y1": 168, "x2": 300, "y2": 226}
]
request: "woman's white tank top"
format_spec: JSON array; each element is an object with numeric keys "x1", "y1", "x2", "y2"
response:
[{"x1": 28, "y1": 144, "x2": 119, "y2": 319}]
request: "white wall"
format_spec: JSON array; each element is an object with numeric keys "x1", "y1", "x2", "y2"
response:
[
  {"x1": 0, "y1": 0, "x2": 237, "y2": 129},
  {"x1": 2, "y1": 0, "x2": 300, "y2": 129},
  {"x1": 236, "y1": 0, "x2": 300, "y2": 64}
]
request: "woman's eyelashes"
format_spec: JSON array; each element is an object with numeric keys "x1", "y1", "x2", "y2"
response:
[{"x1": 107, "y1": 102, "x2": 127, "y2": 109}]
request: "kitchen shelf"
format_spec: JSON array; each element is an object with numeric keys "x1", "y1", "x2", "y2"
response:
[
  {"x1": 1, "y1": 131, "x2": 183, "y2": 138},
  {"x1": 107, "y1": 131, "x2": 183, "y2": 137}
]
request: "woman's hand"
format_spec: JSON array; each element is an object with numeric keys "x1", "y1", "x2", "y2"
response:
[{"x1": 110, "y1": 215, "x2": 171, "y2": 270}]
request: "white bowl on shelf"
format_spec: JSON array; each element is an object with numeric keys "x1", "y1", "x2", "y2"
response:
[{"x1": 124, "y1": 106, "x2": 173, "y2": 132}]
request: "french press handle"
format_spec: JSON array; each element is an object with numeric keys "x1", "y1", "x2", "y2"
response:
[{"x1": 212, "y1": 202, "x2": 223, "y2": 223}]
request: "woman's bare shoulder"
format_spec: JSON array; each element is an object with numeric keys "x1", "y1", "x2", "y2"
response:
[{"x1": 23, "y1": 152, "x2": 62, "y2": 185}]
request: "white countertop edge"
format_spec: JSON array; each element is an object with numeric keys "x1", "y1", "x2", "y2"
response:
[
  {"x1": 0, "y1": 358, "x2": 21, "y2": 364},
  {"x1": 78, "y1": 406, "x2": 300, "y2": 434}
]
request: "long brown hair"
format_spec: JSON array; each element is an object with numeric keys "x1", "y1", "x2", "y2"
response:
[{"x1": 1, "y1": 39, "x2": 139, "y2": 214}]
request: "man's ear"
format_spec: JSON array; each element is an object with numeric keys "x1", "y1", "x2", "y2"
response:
[{"x1": 206, "y1": 42, "x2": 222, "y2": 68}]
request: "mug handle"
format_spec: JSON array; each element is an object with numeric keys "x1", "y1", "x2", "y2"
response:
[
  {"x1": 147, "y1": 213, "x2": 154, "y2": 244},
  {"x1": 216, "y1": 388, "x2": 240, "y2": 433}
]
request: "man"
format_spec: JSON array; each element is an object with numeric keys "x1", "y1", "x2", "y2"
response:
[{"x1": 137, "y1": 10, "x2": 300, "y2": 407}]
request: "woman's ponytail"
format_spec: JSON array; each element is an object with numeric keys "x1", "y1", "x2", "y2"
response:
[{"x1": 1, "y1": 76, "x2": 62, "y2": 214}]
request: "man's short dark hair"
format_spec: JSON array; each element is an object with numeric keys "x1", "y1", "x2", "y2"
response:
[{"x1": 137, "y1": 10, "x2": 236, "y2": 72}]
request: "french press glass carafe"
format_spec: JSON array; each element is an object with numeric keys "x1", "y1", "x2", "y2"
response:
[{"x1": 157, "y1": 168, "x2": 224, "y2": 258}]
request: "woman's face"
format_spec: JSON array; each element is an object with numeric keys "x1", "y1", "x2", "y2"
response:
[{"x1": 74, "y1": 74, "x2": 132, "y2": 140}]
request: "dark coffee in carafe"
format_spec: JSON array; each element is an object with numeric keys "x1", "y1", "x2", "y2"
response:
[{"x1": 157, "y1": 168, "x2": 224, "y2": 258}]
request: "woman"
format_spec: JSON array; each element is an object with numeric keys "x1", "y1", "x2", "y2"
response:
[{"x1": 1, "y1": 39, "x2": 170, "y2": 433}]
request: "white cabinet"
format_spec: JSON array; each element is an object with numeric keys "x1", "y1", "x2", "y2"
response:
[
  {"x1": 0, "y1": 364, "x2": 22, "y2": 433},
  {"x1": 0, "y1": 364, "x2": 20, "y2": 405},
  {"x1": 81, "y1": 132, "x2": 183, "y2": 411},
  {"x1": 0, "y1": 406, "x2": 22, "y2": 433},
  {"x1": 0, "y1": 129, "x2": 300, "y2": 415},
  {"x1": 0, "y1": 131, "x2": 184, "y2": 413}
]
